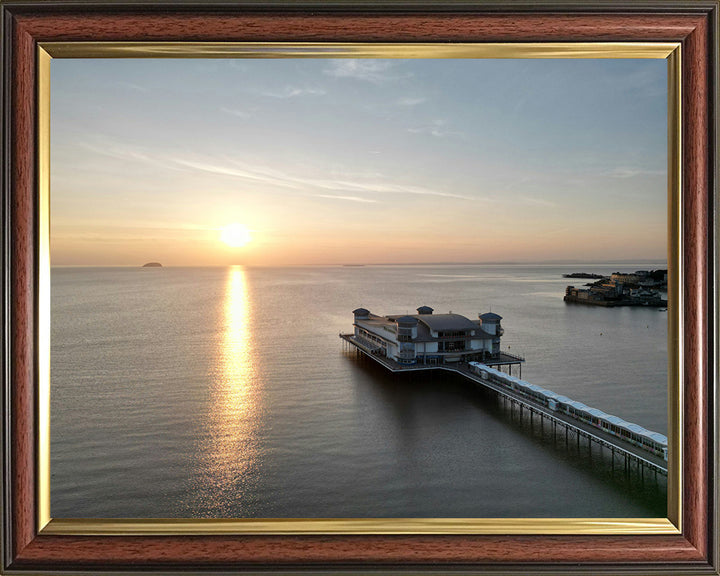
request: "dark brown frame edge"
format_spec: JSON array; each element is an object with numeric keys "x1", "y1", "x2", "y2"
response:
[{"x1": 1, "y1": 1, "x2": 717, "y2": 574}]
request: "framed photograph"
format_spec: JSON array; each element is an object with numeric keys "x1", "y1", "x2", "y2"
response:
[{"x1": 1, "y1": 1, "x2": 717, "y2": 574}]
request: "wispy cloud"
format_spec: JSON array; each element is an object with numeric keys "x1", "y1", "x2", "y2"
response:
[
  {"x1": 220, "y1": 107, "x2": 252, "y2": 119},
  {"x1": 171, "y1": 158, "x2": 304, "y2": 190},
  {"x1": 516, "y1": 195, "x2": 556, "y2": 208},
  {"x1": 313, "y1": 194, "x2": 378, "y2": 203},
  {"x1": 607, "y1": 167, "x2": 665, "y2": 179},
  {"x1": 77, "y1": 137, "x2": 471, "y2": 202},
  {"x1": 397, "y1": 96, "x2": 426, "y2": 106},
  {"x1": 261, "y1": 85, "x2": 326, "y2": 98},
  {"x1": 54, "y1": 221, "x2": 214, "y2": 233},
  {"x1": 407, "y1": 119, "x2": 463, "y2": 138},
  {"x1": 324, "y1": 60, "x2": 407, "y2": 84},
  {"x1": 78, "y1": 140, "x2": 186, "y2": 172},
  {"x1": 114, "y1": 81, "x2": 149, "y2": 93},
  {"x1": 327, "y1": 168, "x2": 383, "y2": 179},
  {"x1": 170, "y1": 156, "x2": 472, "y2": 200}
]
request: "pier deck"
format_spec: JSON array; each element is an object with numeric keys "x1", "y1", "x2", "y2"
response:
[
  {"x1": 339, "y1": 333, "x2": 524, "y2": 372},
  {"x1": 340, "y1": 333, "x2": 667, "y2": 476}
]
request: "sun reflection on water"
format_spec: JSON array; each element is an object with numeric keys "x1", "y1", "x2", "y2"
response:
[{"x1": 192, "y1": 266, "x2": 261, "y2": 516}]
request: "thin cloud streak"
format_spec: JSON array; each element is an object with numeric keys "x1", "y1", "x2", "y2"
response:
[
  {"x1": 517, "y1": 195, "x2": 557, "y2": 208},
  {"x1": 171, "y1": 158, "x2": 303, "y2": 189},
  {"x1": 313, "y1": 195, "x2": 378, "y2": 203},
  {"x1": 407, "y1": 119, "x2": 463, "y2": 138},
  {"x1": 220, "y1": 107, "x2": 252, "y2": 118},
  {"x1": 115, "y1": 81, "x2": 149, "y2": 93},
  {"x1": 261, "y1": 86, "x2": 326, "y2": 98},
  {"x1": 607, "y1": 167, "x2": 666, "y2": 179},
  {"x1": 78, "y1": 141, "x2": 187, "y2": 172},
  {"x1": 53, "y1": 222, "x2": 214, "y2": 233},
  {"x1": 397, "y1": 96, "x2": 426, "y2": 106},
  {"x1": 183, "y1": 159, "x2": 473, "y2": 200},
  {"x1": 324, "y1": 60, "x2": 407, "y2": 84},
  {"x1": 78, "y1": 138, "x2": 471, "y2": 202}
]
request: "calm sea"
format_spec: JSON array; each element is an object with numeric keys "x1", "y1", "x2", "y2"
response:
[{"x1": 50, "y1": 264, "x2": 668, "y2": 518}]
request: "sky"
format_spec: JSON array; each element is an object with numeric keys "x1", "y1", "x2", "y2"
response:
[{"x1": 50, "y1": 57, "x2": 668, "y2": 266}]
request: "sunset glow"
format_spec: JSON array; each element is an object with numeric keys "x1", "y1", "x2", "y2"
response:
[
  {"x1": 50, "y1": 58, "x2": 667, "y2": 266},
  {"x1": 220, "y1": 224, "x2": 252, "y2": 248}
]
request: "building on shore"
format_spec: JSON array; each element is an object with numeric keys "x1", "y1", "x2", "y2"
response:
[
  {"x1": 610, "y1": 272, "x2": 640, "y2": 285},
  {"x1": 351, "y1": 306, "x2": 505, "y2": 366},
  {"x1": 564, "y1": 282, "x2": 666, "y2": 307}
]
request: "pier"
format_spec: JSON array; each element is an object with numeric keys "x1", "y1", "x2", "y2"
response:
[{"x1": 340, "y1": 332, "x2": 668, "y2": 478}]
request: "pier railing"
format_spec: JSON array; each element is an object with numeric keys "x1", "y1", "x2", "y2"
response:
[
  {"x1": 443, "y1": 364, "x2": 667, "y2": 476},
  {"x1": 340, "y1": 333, "x2": 666, "y2": 477}
]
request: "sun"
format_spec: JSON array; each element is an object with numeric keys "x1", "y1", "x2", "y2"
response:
[{"x1": 220, "y1": 223, "x2": 252, "y2": 248}]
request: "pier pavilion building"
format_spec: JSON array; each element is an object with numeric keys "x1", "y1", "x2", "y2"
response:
[{"x1": 351, "y1": 306, "x2": 504, "y2": 366}]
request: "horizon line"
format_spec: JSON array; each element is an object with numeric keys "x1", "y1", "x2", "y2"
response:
[{"x1": 50, "y1": 259, "x2": 669, "y2": 269}]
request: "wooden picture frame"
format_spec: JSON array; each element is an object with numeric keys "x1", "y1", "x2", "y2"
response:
[{"x1": 1, "y1": 1, "x2": 717, "y2": 573}]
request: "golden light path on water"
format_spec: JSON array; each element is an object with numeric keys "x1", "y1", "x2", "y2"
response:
[{"x1": 193, "y1": 266, "x2": 261, "y2": 516}]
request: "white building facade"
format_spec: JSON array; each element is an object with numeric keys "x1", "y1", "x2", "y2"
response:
[{"x1": 352, "y1": 306, "x2": 503, "y2": 365}]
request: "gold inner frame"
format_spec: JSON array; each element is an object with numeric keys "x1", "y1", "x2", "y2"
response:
[{"x1": 36, "y1": 41, "x2": 683, "y2": 536}]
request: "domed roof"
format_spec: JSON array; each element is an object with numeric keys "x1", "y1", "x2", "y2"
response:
[
  {"x1": 353, "y1": 307, "x2": 370, "y2": 316},
  {"x1": 396, "y1": 315, "x2": 418, "y2": 325},
  {"x1": 479, "y1": 312, "x2": 502, "y2": 321},
  {"x1": 416, "y1": 305, "x2": 434, "y2": 315},
  {"x1": 416, "y1": 314, "x2": 479, "y2": 332}
]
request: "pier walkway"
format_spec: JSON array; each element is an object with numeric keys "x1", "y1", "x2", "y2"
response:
[{"x1": 340, "y1": 333, "x2": 667, "y2": 477}]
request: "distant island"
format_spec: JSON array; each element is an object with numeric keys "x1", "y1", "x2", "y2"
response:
[
  {"x1": 562, "y1": 272, "x2": 605, "y2": 279},
  {"x1": 142, "y1": 262, "x2": 162, "y2": 267}
]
